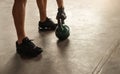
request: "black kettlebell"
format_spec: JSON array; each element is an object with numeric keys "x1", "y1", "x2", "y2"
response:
[{"x1": 55, "y1": 19, "x2": 70, "y2": 40}]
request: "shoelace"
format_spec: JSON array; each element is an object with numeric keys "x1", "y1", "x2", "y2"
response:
[{"x1": 23, "y1": 39, "x2": 36, "y2": 48}]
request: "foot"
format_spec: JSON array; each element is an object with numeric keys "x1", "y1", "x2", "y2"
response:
[
  {"x1": 16, "y1": 37, "x2": 43, "y2": 58},
  {"x1": 38, "y1": 17, "x2": 57, "y2": 31}
]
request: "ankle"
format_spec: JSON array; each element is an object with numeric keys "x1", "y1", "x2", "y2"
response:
[
  {"x1": 17, "y1": 37, "x2": 26, "y2": 44},
  {"x1": 17, "y1": 40, "x2": 23, "y2": 44},
  {"x1": 40, "y1": 17, "x2": 48, "y2": 23}
]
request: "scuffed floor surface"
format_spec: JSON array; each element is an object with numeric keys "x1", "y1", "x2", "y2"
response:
[{"x1": 0, "y1": 0, "x2": 120, "y2": 74}]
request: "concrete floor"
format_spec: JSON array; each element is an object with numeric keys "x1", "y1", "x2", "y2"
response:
[{"x1": 0, "y1": 0, "x2": 120, "y2": 74}]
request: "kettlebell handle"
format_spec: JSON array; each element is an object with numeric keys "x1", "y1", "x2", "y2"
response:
[{"x1": 57, "y1": 18, "x2": 65, "y2": 28}]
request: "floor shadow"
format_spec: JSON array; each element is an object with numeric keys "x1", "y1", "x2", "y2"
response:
[
  {"x1": 20, "y1": 54, "x2": 43, "y2": 61},
  {"x1": 1, "y1": 54, "x2": 23, "y2": 74},
  {"x1": 38, "y1": 31, "x2": 54, "y2": 48},
  {"x1": 57, "y1": 39, "x2": 70, "y2": 49},
  {"x1": 1, "y1": 53, "x2": 43, "y2": 74},
  {"x1": 56, "y1": 39, "x2": 70, "y2": 55},
  {"x1": 38, "y1": 31, "x2": 54, "y2": 36}
]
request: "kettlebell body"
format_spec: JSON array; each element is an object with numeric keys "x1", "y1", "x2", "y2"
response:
[{"x1": 55, "y1": 24, "x2": 70, "y2": 40}]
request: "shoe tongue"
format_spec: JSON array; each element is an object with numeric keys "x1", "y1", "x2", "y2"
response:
[
  {"x1": 22, "y1": 37, "x2": 36, "y2": 48},
  {"x1": 22, "y1": 37, "x2": 30, "y2": 42}
]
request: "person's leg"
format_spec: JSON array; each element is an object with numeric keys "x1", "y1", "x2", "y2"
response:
[
  {"x1": 12, "y1": 0, "x2": 27, "y2": 44},
  {"x1": 36, "y1": 0, "x2": 57, "y2": 31},
  {"x1": 12, "y1": 0, "x2": 43, "y2": 58},
  {"x1": 56, "y1": 0, "x2": 64, "y2": 8},
  {"x1": 44, "y1": 0, "x2": 47, "y2": 10},
  {"x1": 36, "y1": 0, "x2": 46, "y2": 22}
]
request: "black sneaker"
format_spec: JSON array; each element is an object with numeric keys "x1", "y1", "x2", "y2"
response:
[
  {"x1": 38, "y1": 17, "x2": 57, "y2": 31},
  {"x1": 16, "y1": 37, "x2": 43, "y2": 58}
]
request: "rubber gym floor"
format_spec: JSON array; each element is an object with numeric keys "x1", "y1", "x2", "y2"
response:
[{"x1": 0, "y1": 0, "x2": 120, "y2": 74}]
